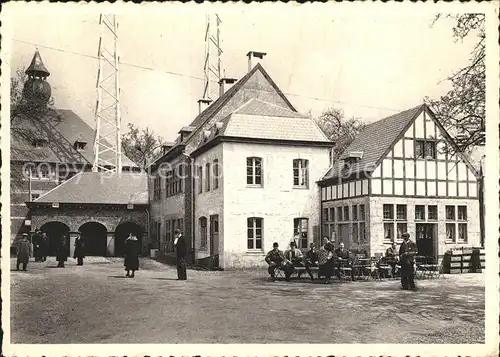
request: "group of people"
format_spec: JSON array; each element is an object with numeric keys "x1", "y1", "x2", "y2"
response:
[
  {"x1": 15, "y1": 230, "x2": 87, "y2": 270},
  {"x1": 265, "y1": 232, "x2": 418, "y2": 290}
]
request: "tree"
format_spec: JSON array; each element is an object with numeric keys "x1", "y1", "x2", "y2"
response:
[
  {"x1": 315, "y1": 107, "x2": 365, "y2": 162},
  {"x1": 425, "y1": 14, "x2": 485, "y2": 155},
  {"x1": 121, "y1": 123, "x2": 167, "y2": 170}
]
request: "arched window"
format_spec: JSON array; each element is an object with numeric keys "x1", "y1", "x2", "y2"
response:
[
  {"x1": 199, "y1": 217, "x2": 208, "y2": 249},
  {"x1": 247, "y1": 217, "x2": 263, "y2": 251}
]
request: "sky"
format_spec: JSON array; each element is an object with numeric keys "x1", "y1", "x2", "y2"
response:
[{"x1": 6, "y1": 5, "x2": 478, "y2": 143}]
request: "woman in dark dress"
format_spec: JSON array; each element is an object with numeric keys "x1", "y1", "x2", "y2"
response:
[
  {"x1": 124, "y1": 233, "x2": 140, "y2": 278},
  {"x1": 74, "y1": 234, "x2": 85, "y2": 266},
  {"x1": 56, "y1": 234, "x2": 69, "y2": 267}
]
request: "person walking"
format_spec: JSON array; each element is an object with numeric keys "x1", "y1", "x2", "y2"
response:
[
  {"x1": 399, "y1": 232, "x2": 418, "y2": 290},
  {"x1": 73, "y1": 233, "x2": 85, "y2": 266},
  {"x1": 174, "y1": 229, "x2": 187, "y2": 280},
  {"x1": 16, "y1": 233, "x2": 32, "y2": 271},
  {"x1": 124, "y1": 233, "x2": 140, "y2": 278},
  {"x1": 56, "y1": 234, "x2": 69, "y2": 268}
]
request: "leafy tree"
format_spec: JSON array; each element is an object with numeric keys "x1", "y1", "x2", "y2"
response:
[
  {"x1": 315, "y1": 107, "x2": 365, "y2": 163},
  {"x1": 121, "y1": 123, "x2": 167, "y2": 170},
  {"x1": 425, "y1": 14, "x2": 485, "y2": 155}
]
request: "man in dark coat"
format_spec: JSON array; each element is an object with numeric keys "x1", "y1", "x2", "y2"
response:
[
  {"x1": 334, "y1": 242, "x2": 353, "y2": 280},
  {"x1": 174, "y1": 229, "x2": 187, "y2": 280},
  {"x1": 399, "y1": 232, "x2": 418, "y2": 290},
  {"x1": 304, "y1": 242, "x2": 319, "y2": 280},
  {"x1": 73, "y1": 233, "x2": 85, "y2": 266},
  {"x1": 32, "y1": 230, "x2": 42, "y2": 262},
  {"x1": 318, "y1": 237, "x2": 335, "y2": 284},
  {"x1": 124, "y1": 233, "x2": 140, "y2": 277},
  {"x1": 40, "y1": 232, "x2": 48, "y2": 262},
  {"x1": 16, "y1": 233, "x2": 32, "y2": 271},
  {"x1": 265, "y1": 242, "x2": 286, "y2": 281},
  {"x1": 56, "y1": 234, "x2": 69, "y2": 267}
]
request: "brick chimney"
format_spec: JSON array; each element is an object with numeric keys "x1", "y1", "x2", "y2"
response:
[
  {"x1": 247, "y1": 51, "x2": 267, "y2": 72},
  {"x1": 219, "y1": 77, "x2": 238, "y2": 97}
]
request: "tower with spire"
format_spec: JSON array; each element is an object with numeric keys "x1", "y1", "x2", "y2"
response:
[{"x1": 22, "y1": 50, "x2": 52, "y2": 107}]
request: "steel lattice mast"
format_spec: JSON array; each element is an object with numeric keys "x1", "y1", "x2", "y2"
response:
[
  {"x1": 201, "y1": 14, "x2": 223, "y2": 101},
  {"x1": 93, "y1": 14, "x2": 122, "y2": 173}
]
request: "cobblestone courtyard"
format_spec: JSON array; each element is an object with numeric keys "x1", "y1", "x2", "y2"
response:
[{"x1": 10, "y1": 257, "x2": 484, "y2": 344}]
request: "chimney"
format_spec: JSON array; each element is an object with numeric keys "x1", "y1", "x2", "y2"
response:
[
  {"x1": 247, "y1": 51, "x2": 267, "y2": 72},
  {"x1": 219, "y1": 77, "x2": 238, "y2": 97},
  {"x1": 197, "y1": 98, "x2": 212, "y2": 114}
]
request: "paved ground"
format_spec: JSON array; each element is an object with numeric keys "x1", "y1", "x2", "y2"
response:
[{"x1": 10, "y1": 257, "x2": 484, "y2": 344}]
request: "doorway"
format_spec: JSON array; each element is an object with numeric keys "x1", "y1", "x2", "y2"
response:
[
  {"x1": 78, "y1": 222, "x2": 107, "y2": 256},
  {"x1": 209, "y1": 215, "x2": 219, "y2": 268},
  {"x1": 40, "y1": 221, "x2": 70, "y2": 256},
  {"x1": 415, "y1": 223, "x2": 437, "y2": 260}
]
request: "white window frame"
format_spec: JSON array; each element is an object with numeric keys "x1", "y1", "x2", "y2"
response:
[
  {"x1": 293, "y1": 159, "x2": 309, "y2": 188},
  {"x1": 247, "y1": 217, "x2": 263, "y2": 251},
  {"x1": 246, "y1": 157, "x2": 263, "y2": 186}
]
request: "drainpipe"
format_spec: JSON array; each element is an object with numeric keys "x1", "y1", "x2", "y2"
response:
[{"x1": 145, "y1": 207, "x2": 150, "y2": 257}]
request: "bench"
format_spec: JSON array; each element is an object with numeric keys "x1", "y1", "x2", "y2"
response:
[{"x1": 275, "y1": 265, "x2": 319, "y2": 280}]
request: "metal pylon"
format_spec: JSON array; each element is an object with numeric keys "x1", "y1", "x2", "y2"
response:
[
  {"x1": 201, "y1": 14, "x2": 223, "y2": 101},
  {"x1": 93, "y1": 14, "x2": 122, "y2": 173}
]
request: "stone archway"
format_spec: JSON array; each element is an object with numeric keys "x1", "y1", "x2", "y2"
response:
[
  {"x1": 114, "y1": 222, "x2": 144, "y2": 257},
  {"x1": 40, "y1": 221, "x2": 70, "y2": 256},
  {"x1": 78, "y1": 222, "x2": 108, "y2": 256}
]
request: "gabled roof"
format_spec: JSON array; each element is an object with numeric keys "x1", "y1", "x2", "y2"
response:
[
  {"x1": 11, "y1": 109, "x2": 137, "y2": 168},
  {"x1": 32, "y1": 172, "x2": 148, "y2": 205},
  {"x1": 154, "y1": 63, "x2": 298, "y2": 165},
  {"x1": 322, "y1": 104, "x2": 425, "y2": 181}
]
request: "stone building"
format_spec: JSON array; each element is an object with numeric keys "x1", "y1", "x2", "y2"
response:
[
  {"x1": 318, "y1": 104, "x2": 481, "y2": 262},
  {"x1": 10, "y1": 50, "x2": 139, "y2": 254},
  {"x1": 149, "y1": 52, "x2": 332, "y2": 268}
]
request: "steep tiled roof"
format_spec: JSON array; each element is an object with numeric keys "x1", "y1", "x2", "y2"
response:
[
  {"x1": 34, "y1": 172, "x2": 148, "y2": 205},
  {"x1": 322, "y1": 104, "x2": 425, "y2": 180},
  {"x1": 11, "y1": 109, "x2": 137, "y2": 168},
  {"x1": 218, "y1": 99, "x2": 329, "y2": 142}
]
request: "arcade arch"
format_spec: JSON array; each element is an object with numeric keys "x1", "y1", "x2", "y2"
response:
[{"x1": 78, "y1": 222, "x2": 108, "y2": 256}]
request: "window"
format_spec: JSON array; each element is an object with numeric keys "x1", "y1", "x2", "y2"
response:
[
  {"x1": 425, "y1": 141, "x2": 436, "y2": 159},
  {"x1": 352, "y1": 223, "x2": 359, "y2": 244},
  {"x1": 457, "y1": 206, "x2": 467, "y2": 220},
  {"x1": 359, "y1": 204, "x2": 365, "y2": 221},
  {"x1": 33, "y1": 138, "x2": 47, "y2": 148},
  {"x1": 323, "y1": 208, "x2": 329, "y2": 221},
  {"x1": 74, "y1": 141, "x2": 87, "y2": 151},
  {"x1": 415, "y1": 205, "x2": 425, "y2": 220},
  {"x1": 247, "y1": 217, "x2": 263, "y2": 250},
  {"x1": 383, "y1": 204, "x2": 394, "y2": 220},
  {"x1": 293, "y1": 159, "x2": 309, "y2": 188},
  {"x1": 199, "y1": 217, "x2": 207, "y2": 249},
  {"x1": 205, "y1": 163, "x2": 211, "y2": 191},
  {"x1": 428, "y1": 205, "x2": 438, "y2": 220},
  {"x1": 396, "y1": 205, "x2": 407, "y2": 220},
  {"x1": 458, "y1": 223, "x2": 468, "y2": 242},
  {"x1": 337, "y1": 207, "x2": 343, "y2": 221},
  {"x1": 31, "y1": 193, "x2": 40, "y2": 201},
  {"x1": 165, "y1": 220, "x2": 172, "y2": 252},
  {"x1": 446, "y1": 223, "x2": 456, "y2": 242},
  {"x1": 384, "y1": 223, "x2": 394, "y2": 242},
  {"x1": 24, "y1": 164, "x2": 36, "y2": 178},
  {"x1": 352, "y1": 205, "x2": 358, "y2": 221},
  {"x1": 329, "y1": 208, "x2": 335, "y2": 222},
  {"x1": 247, "y1": 157, "x2": 262, "y2": 186},
  {"x1": 213, "y1": 159, "x2": 219, "y2": 189},
  {"x1": 446, "y1": 205, "x2": 455, "y2": 220},
  {"x1": 153, "y1": 176, "x2": 161, "y2": 200},
  {"x1": 39, "y1": 165, "x2": 51, "y2": 180},
  {"x1": 396, "y1": 223, "x2": 408, "y2": 240},
  {"x1": 165, "y1": 166, "x2": 184, "y2": 197},
  {"x1": 415, "y1": 140, "x2": 436, "y2": 159},
  {"x1": 359, "y1": 222, "x2": 366, "y2": 244},
  {"x1": 197, "y1": 166, "x2": 203, "y2": 194},
  {"x1": 293, "y1": 218, "x2": 309, "y2": 249},
  {"x1": 415, "y1": 140, "x2": 425, "y2": 159},
  {"x1": 343, "y1": 206, "x2": 350, "y2": 221}
]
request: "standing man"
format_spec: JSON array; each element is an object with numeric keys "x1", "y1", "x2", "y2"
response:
[
  {"x1": 56, "y1": 234, "x2": 69, "y2": 268},
  {"x1": 16, "y1": 233, "x2": 32, "y2": 271},
  {"x1": 174, "y1": 229, "x2": 187, "y2": 280},
  {"x1": 399, "y1": 232, "x2": 418, "y2": 290},
  {"x1": 265, "y1": 242, "x2": 285, "y2": 281},
  {"x1": 32, "y1": 230, "x2": 41, "y2": 262},
  {"x1": 73, "y1": 233, "x2": 85, "y2": 266},
  {"x1": 40, "y1": 232, "x2": 49, "y2": 262},
  {"x1": 124, "y1": 233, "x2": 140, "y2": 278}
]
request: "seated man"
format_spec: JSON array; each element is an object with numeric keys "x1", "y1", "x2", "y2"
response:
[
  {"x1": 334, "y1": 242, "x2": 353, "y2": 280},
  {"x1": 304, "y1": 242, "x2": 319, "y2": 280},
  {"x1": 265, "y1": 242, "x2": 286, "y2": 281},
  {"x1": 384, "y1": 243, "x2": 399, "y2": 277},
  {"x1": 283, "y1": 241, "x2": 303, "y2": 280}
]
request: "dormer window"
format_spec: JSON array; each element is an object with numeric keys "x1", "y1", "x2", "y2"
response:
[
  {"x1": 33, "y1": 138, "x2": 48, "y2": 148},
  {"x1": 178, "y1": 126, "x2": 196, "y2": 142},
  {"x1": 341, "y1": 151, "x2": 363, "y2": 170},
  {"x1": 74, "y1": 141, "x2": 87, "y2": 151}
]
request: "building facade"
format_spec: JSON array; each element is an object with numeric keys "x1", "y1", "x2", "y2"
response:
[
  {"x1": 319, "y1": 105, "x2": 481, "y2": 263},
  {"x1": 149, "y1": 54, "x2": 332, "y2": 268}
]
